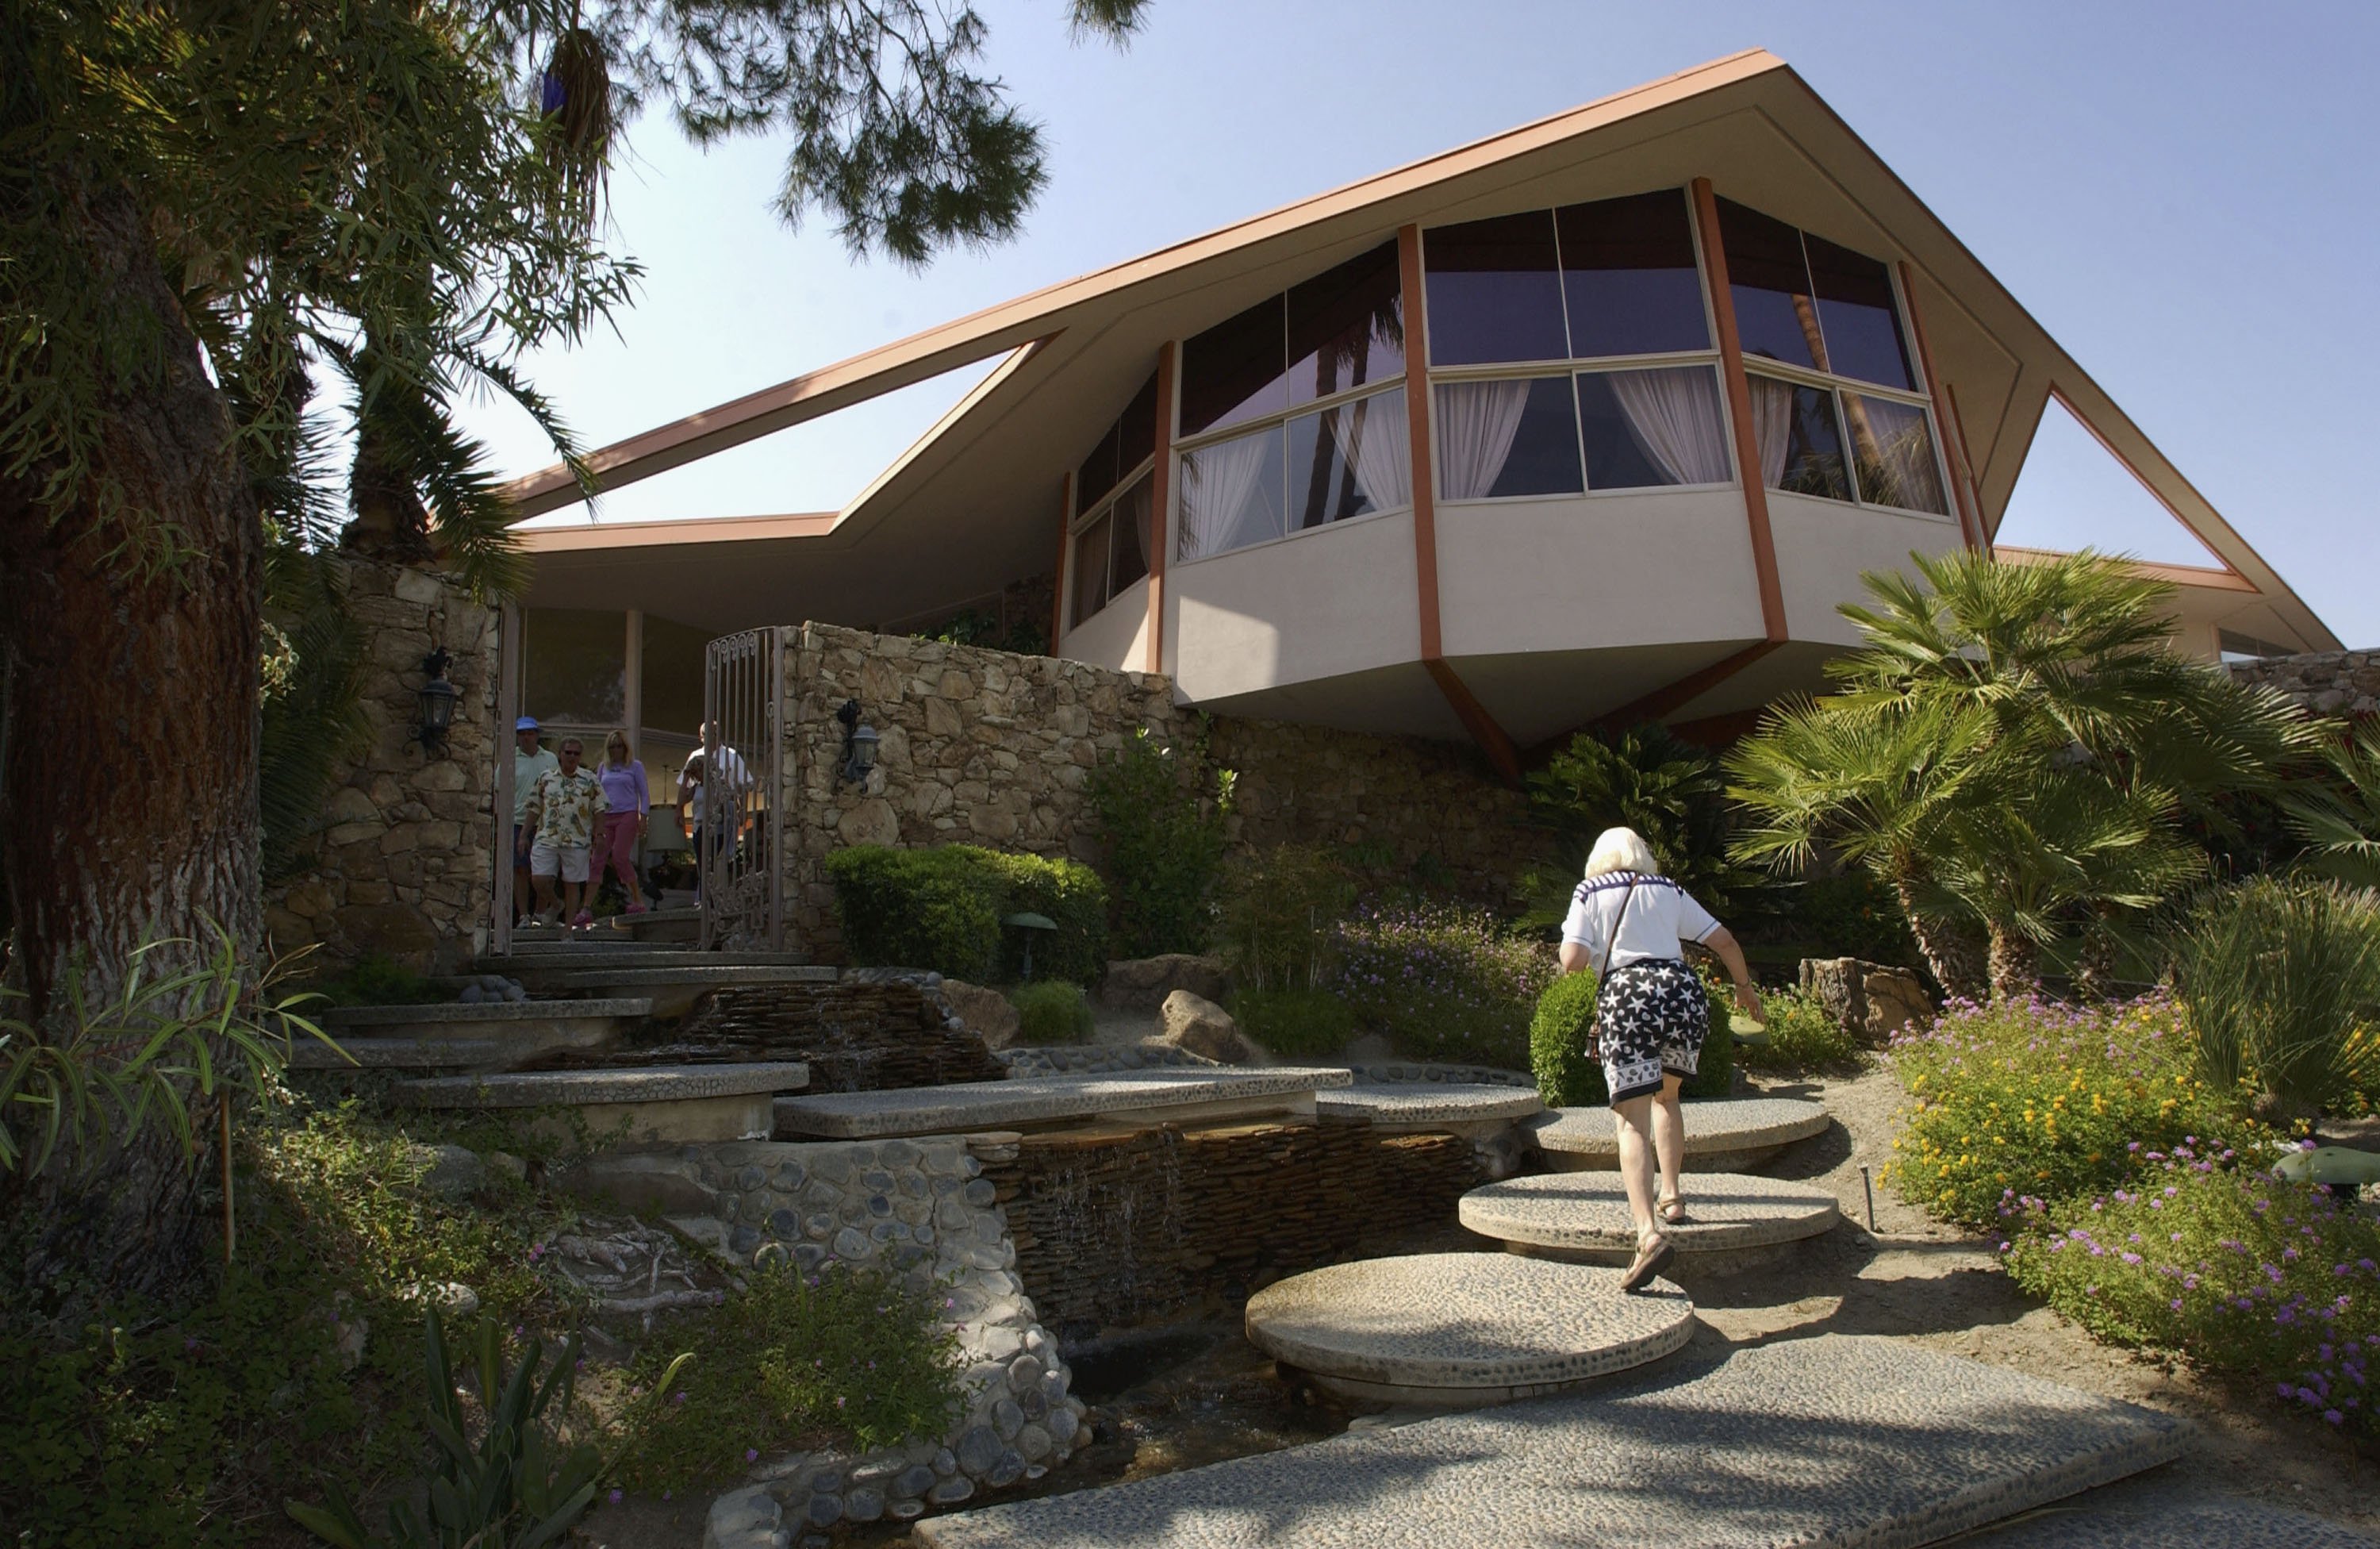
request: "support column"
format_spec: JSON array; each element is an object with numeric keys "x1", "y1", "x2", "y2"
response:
[
  {"x1": 1399, "y1": 222, "x2": 1521, "y2": 784},
  {"x1": 493, "y1": 599, "x2": 522, "y2": 956},
  {"x1": 623, "y1": 608, "x2": 644, "y2": 749},
  {"x1": 1689, "y1": 177, "x2": 1789, "y2": 644},
  {"x1": 1896, "y1": 260, "x2": 1985, "y2": 552},
  {"x1": 1144, "y1": 341, "x2": 1177, "y2": 676},
  {"x1": 1050, "y1": 471, "x2": 1074, "y2": 652}
]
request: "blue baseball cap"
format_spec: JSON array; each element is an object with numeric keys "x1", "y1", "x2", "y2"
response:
[{"x1": 515, "y1": 716, "x2": 540, "y2": 732}]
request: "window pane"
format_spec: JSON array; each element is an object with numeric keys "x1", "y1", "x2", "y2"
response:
[
  {"x1": 1557, "y1": 190, "x2": 1710, "y2": 358},
  {"x1": 524, "y1": 607, "x2": 624, "y2": 726},
  {"x1": 1069, "y1": 516, "x2": 1111, "y2": 629},
  {"x1": 1716, "y1": 198, "x2": 1821, "y2": 371},
  {"x1": 1118, "y1": 371, "x2": 1158, "y2": 475},
  {"x1": 639, "y1": 613, "x2": 708, "y2": 737},
  {"x1": 1180, "y1": 294, "x2": 1287, "y2": 437},
  {"x1": 1806, "y1": 234, "x2": 1914, "y2": 390},
  {"x1": 1108, "y1": 474, "x2": 1153, "y2": 590},
  {"x1": 1287, "y1": 242, "x2": 1404, "y2": 406},
  {"x1": 1746, "y1": 375, "x2": 1850, "y2": 502},
  {"x1": 1576, "y1": 367, "x2": 1729, "y2": 490},
  {"x1": 1289, "y1": 386, "x2": 1410, "y2": 529},
  {"x1": 1076, "y1": 421, "x2": 1121, "y2": 511},
  {"x1": 1178, "y1": 424, "x2": 1287, "y2": 560},
  {"x1": 1842, "y1": 394, "x2": 1947, "y2": 514},
  {"x1": 1435, "y1": 376, "x2": 1581, "y2": 500},
  {"x1": 1422, "y1": 212, "x2": 1568, "y2": 366}
]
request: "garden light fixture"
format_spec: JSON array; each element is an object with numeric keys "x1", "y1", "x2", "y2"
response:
[
  {"x1": 836, "y1": 698, "x2": 879, "y2": 786},
  {"x1": 414, "y1": 646, "x2": 457, "y2": 756}
]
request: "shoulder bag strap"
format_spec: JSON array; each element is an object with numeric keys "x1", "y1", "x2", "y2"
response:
[{"x1": 1598, "y1": 878, "x2": 1641, "y2": 980}]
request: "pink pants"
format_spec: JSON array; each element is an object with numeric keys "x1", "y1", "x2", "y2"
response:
[{"x1": 593, "y1": 812, "x2": 640, "y2": 888}]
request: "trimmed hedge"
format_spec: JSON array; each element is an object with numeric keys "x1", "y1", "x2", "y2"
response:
[
  {"x1": 1009, "y1": 981, "x2": 1096, "y2": 1044},
  {"x1": 1529, "y1": 963, "x2": 1737, "y2": 1109},
  {"x1": 1232, "y1": 986, "x2": 1357, "y2": 1061},
  {"x1": 825, "y1": 845, "x2": 1107, "y2": 986}
]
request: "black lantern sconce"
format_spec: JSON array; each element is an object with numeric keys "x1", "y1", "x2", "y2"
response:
[
  {"x1": 835, "y1": 698, "x2": 879, "y2": 786},
  {"x1": 413, "y1": 645, "x2": 458, "y2": 757}
]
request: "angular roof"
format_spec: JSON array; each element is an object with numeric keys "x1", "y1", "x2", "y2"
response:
[{"x1": 507, "y1": 48, "x2": 2336, "y2": 653}]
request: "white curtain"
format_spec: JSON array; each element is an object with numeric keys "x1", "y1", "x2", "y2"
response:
[
  {"x1": 1606, "y1": 367, "x2": 1730, "y2": 486},
  {"x1": 1746, "y1": 375, "x2": 1795, "y2": 488},
  {"x1": 1434, "y1": 379, "x2": 1530, "y2": 501},
  {"x1": 1177, "y1": 429, "x2": 1274, "y2": 562},
  {"x1": 1324, "y1": 387, "x2": 1411, "y2": 513},
  {"x1": 1851, "y1": 396, "x2": 1948, "y2": 514}
]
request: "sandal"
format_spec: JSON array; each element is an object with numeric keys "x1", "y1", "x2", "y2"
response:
[
  {"x1": 1622, "y1": 1230, "x2": 1675, "y2": 1293},
  {"x1": 1658, "y1": 1193, "x2": 1689, "y2": 1225}
]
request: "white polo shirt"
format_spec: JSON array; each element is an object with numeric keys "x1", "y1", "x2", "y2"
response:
[{"x1": 1560, "y1": 872, "x2": 1720, "y2": 972}]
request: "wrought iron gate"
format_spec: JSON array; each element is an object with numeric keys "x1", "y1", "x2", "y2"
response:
[{"x1": 697, "y1": 628, "x2": 784, "y2": 951}]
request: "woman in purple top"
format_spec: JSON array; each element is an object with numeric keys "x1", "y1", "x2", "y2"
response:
[{"x1": 593, "y1": 729, "x2": 651, "y2": 915}]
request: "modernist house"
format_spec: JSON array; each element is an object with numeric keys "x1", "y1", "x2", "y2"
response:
[{"x1": 501, "y1": 49, "x2": 2336, "y2": 795}]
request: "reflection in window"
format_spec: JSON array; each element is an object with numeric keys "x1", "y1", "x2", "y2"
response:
[
  {"x1": 1069, "y1": 517, "x2": 1111, "y2": 629},
  {"x1": 1806, "y1": 234, "x2": 1914, "y2": 390},
  {"x1": 1180, "y1": 295, "x2": 1288, "y2": 437},
  {"x1": 639, "y1": 613, "x2": 708, "y2": 737},
  {"x1": 1287, "y1": 244, "x2": 1403, "y2": 406},
  {"x1": 1557, "y1": 191, "x2": 1710, "y2": 358},
  {"x1": 1178, "y1": 425, "x2": 1288, "y2": 562},
  {"x1": 1422, "y1": 211, "x2": 1568, "y2": 366},
  {"x1": 1747, "y1": 375, "x2": 1849, "y2": 503},
  {"x1": 1076, "y1": 420, "x2": 1121, "y2": 511},
  {"x1": 1842, "y1": 394, "x2": 1946, "y2": 514},
  {"x1": 2219, "y1": 629, "x2": 2294, "y2": 663},
  {"x1": 1576, "y1": 367, "x2": 1729, "y2": 490},
  {"x1": 524, "y1": 607, "x2": 626, "y2": 725},
  {"x1": 1290, "y1": 387, "x2": 1410, "y2": 529},
  {"x1": 1436, "y1": 377, "x2": 1582, "y2": 500},
  {"x1": 1716, "y1": 198, "x2": 1822, "y2": 371}
]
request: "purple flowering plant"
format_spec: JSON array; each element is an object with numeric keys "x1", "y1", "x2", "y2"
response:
[{"x1": 1329, "y1": 897, "x2": 1556, "y2": 1068}]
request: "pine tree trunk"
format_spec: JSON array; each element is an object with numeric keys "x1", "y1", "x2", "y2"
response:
[
  {"x1": 1893, "y1": 877, "x2": 1988, "y2": 1002},
  {"x1": 0, "y1": 183, "x2": 262, "y2": 1314}
]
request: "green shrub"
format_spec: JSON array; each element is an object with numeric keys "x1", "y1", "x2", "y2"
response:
[
  {"x1": 826, "y1": 846, "x2": 1106, "y2": 986},
  {"x1": 1215, "y1": 844, "x2": 1355, "y2": 992},
  {"x1": 616, "y1": 1262, "x2": 964, "y2": 1492},
  {"x1": 1738, "y1": 982, "x2": 1861, "y2": 1072},
  {"x1": 1332, "y1": 898, "x2": 1554, "y2": 1070},
  {"x1": 2175, "y1": 876, "x2": 2380, "y2": 1123},
  {"x1": 1009, "y1": 980, "x2": 1095, "y2": 1045},
  {"x1": 2002, "y1": 1147, "x2": 2380, "y2": 1437},
  {"x1": 1518, "y1": 722, "x2": 1766, "y2": 927},
  {"x1": 1683, "y1": 962, "x2": 1736, "y2": 1100},
  {"x1": 1530, "y1": 971, "x2": 1606, "y2": 1107},
  {"x1": 1231, "y1": 986, "x2": 1357, "y2": 1059},
  {"x1": 1889, "y1": 992, "x2": 2258, "y2": 1229},
  {"x1": 313, "y1": 951, "x2": 447, "y2": 1007},
  {"x1": 1759, "y1": 870, "x2": 1921, "y2": 968},
  {"x1": 1086, "y1": 727, "x2": 1233, "y2": 957}
]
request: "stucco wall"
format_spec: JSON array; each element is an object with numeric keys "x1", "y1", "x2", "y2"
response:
[
  {"x1": 263, "y1": 556, "x2": 497, "y2": 974},
  {"x1": 779, "y1": 623, "x2": 1538, "y2": 963}
]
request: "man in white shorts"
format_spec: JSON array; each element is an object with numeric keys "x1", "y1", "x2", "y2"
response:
[{"x1": 524, "y1": 736, "x2": 608, "y2": 930}]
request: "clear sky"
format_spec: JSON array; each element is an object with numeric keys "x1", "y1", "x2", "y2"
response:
[{"x1": 467, "y1": 0, "x2": 2379, "y2": 648}]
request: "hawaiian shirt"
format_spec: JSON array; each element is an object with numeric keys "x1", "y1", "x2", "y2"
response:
[{"x1": 527, "y1": 767, "x2": 608, "y2": 848}]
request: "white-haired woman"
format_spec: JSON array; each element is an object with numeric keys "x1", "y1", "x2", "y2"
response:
[{"x1": 1558, "y1": 826, "x2": 1764, "y2": 1292}]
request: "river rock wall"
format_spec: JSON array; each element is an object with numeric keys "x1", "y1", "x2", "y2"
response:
[{"x1": 2228, "y1": 651, "x2": 2380, "y2": 718}]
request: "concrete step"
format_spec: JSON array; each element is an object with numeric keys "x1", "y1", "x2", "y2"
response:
[
  {"x1": 770, "y1": 1067, "x2": 1356, "y2": 1141},
  {"x1": 1460, "y1": 1171, "x2": 1841, "y2": 1274},
  {"x1": 1242, "y1": 1251, "x2": 1692, "y2": 1405},
  {"x1": 512, "y1": 905, "x2": 702, "y2": 944},
  {"x1": 393, "y1": 1062, "x2": 810, "y2": 1146},
  {"x1": 915, "y1": 1335, "x2": 2190, "y2": 1549},
  {"x1": 469, "y1": 963, "x2": 840, "y2": 1017},
  {"x1": 301, "y1": 998, "x2": 650, "y2": 1074},
  {"x1": 472, "y1": 947, "x2": 815, "y2": 974},
  {"x1": 1530, "y1": 1096, "x2": 1829, "y2": 1172}
]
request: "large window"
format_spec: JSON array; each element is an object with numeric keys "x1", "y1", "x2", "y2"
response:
[
  {"x1": 524, "y1": 608, "x2": 625, "y2": 725},
  {"x1": 1423, "y1": 190, "x2": 1729, "y2": 502},
  {"x1": 1174, "y1": 243, "x2": 1410, "y2": 565},
  {"x1": 1717, "y1": 198, "x2": 1948, "y2": 517},
  {"x1": 1069, "y1": 372, "x2": 1160, "y2": 629}
]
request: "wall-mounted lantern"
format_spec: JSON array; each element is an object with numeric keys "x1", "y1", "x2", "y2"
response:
[
  {"x1": 836, "y1": 698, "x2": 879, "y2": 786},
  {"x1": 414, "y1": 645, "x2": 458, "y2": 757}
]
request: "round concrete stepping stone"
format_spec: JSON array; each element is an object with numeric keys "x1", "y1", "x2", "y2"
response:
[
  {"x1": 1243, "y1": 1251, "x2": 1691, "y2": 1405},
  {"x1": 1530, "y1": 1097, "x2": 1828, "y2": 1172},
  {"x1": 1461, "y1": 1171, "x2": 1840, "y2": 1273},
  {"x1": 396, "y1": 1062, "x2": 808, "y2": 1144},
  {"x1": 1315, "y1": 1082, "x2": 1544, "y2": 1124}
]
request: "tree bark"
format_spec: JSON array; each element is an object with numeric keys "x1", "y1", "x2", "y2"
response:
[
  {"x1": 0, "y1": 182, "x2": 262, "y2": 1313},
  {"x1": 1987, "y1": 924, "x2": 2038, "y2": 1003},
  {"x1": 1893, "y1": 876, "x2": 1988, "y2": 1003}
]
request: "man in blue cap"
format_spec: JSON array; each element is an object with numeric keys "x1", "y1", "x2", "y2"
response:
[{"x1": 512, "y1": 717, "x2": 558, "y2": 924}]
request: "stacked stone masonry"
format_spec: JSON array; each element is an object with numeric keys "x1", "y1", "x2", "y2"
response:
[
  {"x1": 781, "y1": 622, "x2": 1545, "y2": 963},
  {"x1": 2228, "y1": 651, "x2": 2380, "y2": 719},
  {"x1": 265, "y1": 555, "x2": 497, "y2": 974},
  {"x1": 979, "y1": 1118, "x2": 1480, "y2": 1334}
]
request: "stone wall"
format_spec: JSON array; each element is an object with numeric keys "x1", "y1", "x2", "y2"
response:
[
  {"x1": 2228, "y1": 651, "x2": 2380, "y2": 719},
  {"x1": 779, "y1": 623, "x2": 1542, "y2": 963},
  {"x1": 264, "y1": 556, "x2": 498, "y2": 974},
  {"x1": 979, "y1": 1118, "x2": 1480, "y2": 1335}
]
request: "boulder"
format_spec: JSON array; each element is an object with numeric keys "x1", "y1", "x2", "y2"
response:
[
  {"x1": 1098, "y1": 954, "x2": 1231, "y2": 1013},
  {"x1": 942, "y1": 979, "x2": 1022, "y2": 1050},
  {"x1": 1154, "y1": 990, "x2": 1264, "y2": 1066},
  {"x1": 414, "y1": 1143, "x2": 484, "y2": 1197},
  {"x1": 1798, "y1": 957, "x2": 1933, "y2": 1046}
]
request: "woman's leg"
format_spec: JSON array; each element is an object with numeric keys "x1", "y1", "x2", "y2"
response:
[
  {"x1": 1611, "y1": 1093, "x2": 1660, "y2": 1241},
  {"x1": 1653, "y1": 1073, "x2": 1687, "y2": 1210}
]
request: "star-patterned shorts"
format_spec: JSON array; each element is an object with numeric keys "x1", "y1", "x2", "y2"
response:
[{"x1": 1596, "y1": 958, "x2": 1708, "y2": 1105}]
